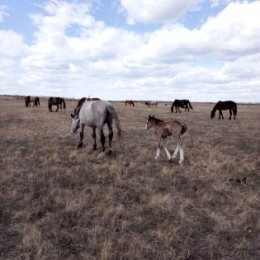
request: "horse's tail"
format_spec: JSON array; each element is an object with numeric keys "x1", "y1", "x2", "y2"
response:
[
  {"x1": 170, "y1": 103, "x2": 174, "y2": 112},
  {"x1": 107, "y1": 105, "x2": 123, "y2": 138},
  {"x1": 233, "y1": 103, "x2": 237, "y2": 116},
  {"x1": 188, "y1": 101, "x2": 193, "y2": 109},
  {"x1": 181, "y1": 123, "x2": 187, "y2": 135}
]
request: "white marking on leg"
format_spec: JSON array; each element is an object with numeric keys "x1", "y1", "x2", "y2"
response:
[
  {"x1": 155, "y1": 148, "x2": 160, "y2": 160},
  {"x1": 179, "y1": 147, "x2": 184, "y2": 164},
  {"x1": 163, "y1": 140, "x2": 171, "y2": 160},
  {"x1": 172, "y1": 144, "x2": 179, "y2": 159}
]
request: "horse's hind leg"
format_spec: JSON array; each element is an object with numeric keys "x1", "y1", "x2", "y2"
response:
[
  {"x1": 155, "y1": 137, "x2": 162, "y2": 160},
  {"x1": 99, "y1": 128, "x2": 106, "y2": 152},
  {"x1": 92, "y1": 127, "x2": 97, "y2": 150},
  {"x1": 229, "y1": 109, "x2": 232, "y2": 120},
  {"x1": 78, "y1": 124, "x2": 85, "y2": 149},
  {"x1": 162, "y1": 138, "x2": 171, "y2": 160},
  {"x1": 56, "y1": 105, "x2": 59, "y2": 112},
  {"x1": 107, "y1": 121, "x2": 113, "y2": 152}
]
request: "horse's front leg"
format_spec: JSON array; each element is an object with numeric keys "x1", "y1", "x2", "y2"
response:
[
  {"x1": 78, "y1": 124, "x2": 85, "y2": 149},
  {"x1": 92, "y1": 127, "x2": 97, "y2": 150},
  {"x1": 56, "y1": 105, "x2": 59, "y2": 112},
  {"x1": 98, "y1": 128, "x2": 106, "y2": 152},
  {"x1": 155, "y1": 137, "x2": 161, "y2": 160}
]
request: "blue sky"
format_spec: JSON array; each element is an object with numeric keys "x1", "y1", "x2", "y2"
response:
[{"x1": 0, "y1": 0, "x2": 260, "y2": 102}]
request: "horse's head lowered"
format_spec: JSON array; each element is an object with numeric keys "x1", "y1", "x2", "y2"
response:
[{"x1": 71, "y1": 110, "x2": 80, "y2": 134}]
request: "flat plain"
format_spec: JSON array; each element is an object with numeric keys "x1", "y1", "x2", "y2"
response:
[{"x1": 0, "y1": 97, "x2": 259, "y2": 260}]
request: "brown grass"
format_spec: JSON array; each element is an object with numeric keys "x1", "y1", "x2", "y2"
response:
[{"x1": 0, "y1": 97, "x2": 259, "y2": 259}]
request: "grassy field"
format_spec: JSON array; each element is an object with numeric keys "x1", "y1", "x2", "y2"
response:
[{"x1": 0, "y1": 97, "x2": 259, "y2": 260}]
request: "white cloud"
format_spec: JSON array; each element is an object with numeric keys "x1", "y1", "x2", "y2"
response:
[
  {"x1": 1, "y1": 0, "x2": 259, "y2": 102},
  {"x1": 0, "y1": 5, "x2": 9, "y2": 22},
  {"x1": 119, "y1": 0, "x2": 204, "y2": 24}
]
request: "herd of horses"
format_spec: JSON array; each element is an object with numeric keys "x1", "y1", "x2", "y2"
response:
[{"x1": 24, "y1": 95, "x2": 237, "y2": 163}]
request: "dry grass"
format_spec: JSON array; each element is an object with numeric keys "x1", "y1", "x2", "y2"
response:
[{"x1": 0, "y1": 97, "x2": 259, "y2": 260}]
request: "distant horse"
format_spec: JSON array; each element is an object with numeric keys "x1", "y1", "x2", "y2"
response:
[
  {"x1": 48, "y1": 97, "x2": 66, "y2": 112},
  {"x1": 25, "y1": 96, "x2": 40, "y2": 107},
  {"x1": 125, "y1": 100, "x2": 135, "y2": 106},
  {"x1": 25, "y1": 96, "x2": 31, "y2": 107},
  {"x1": 145, "y1": 101, "x2": 158, "y2": 107},
  {"x1": 32, "y1": 97, "x2": 40, "y2": 107},
  {"x1": 145, "y1": 115, "x2": 187, "y2": 164},
  {"x1": 71, "y1": 100, "x2": 123, "y2": 152},
  {"x1": 77, "y1": 97, "x2": 101, "y2": 108},
  {"x1": 171, "y1": 99, "x2": 193, "y2": 113},
  {"x1": 211, "y1": 101, "x2": 237, "y2": 120}
]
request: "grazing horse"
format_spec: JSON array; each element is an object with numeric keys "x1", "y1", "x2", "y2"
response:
[
  {"x1": 77, "y1": 97, "x2": 101, "y2": 108},
  {"x1": 125, "y1": 100, "x2": 135, "y2": 106},
  {"x1": 48, "y1": 97, "x2": 66, "y2": 112},
  {"x1": 71, "y1": 100, "x2": 123, "y2": 152},
  {"x1": 211, "y1": 101, "x2": 237, "y2": 120},
  {"x1": 171, "y1": 99, "x2": 193, "y2": 113},
  {"x1": 145, "y1": 101, "x2": 158, "y2": 107},
  {"x1": 145, "y1": 115, "x2": 187, "y2": 164},
  {"x1": 25, "y1": 96, "x2": 31, "y2": 107},
  {"x1": 32, "y1": 97, "x2": 40, "y2": 107},
  {"x1": 25, "y1": 96, "x2": 40, "y2": 107}
]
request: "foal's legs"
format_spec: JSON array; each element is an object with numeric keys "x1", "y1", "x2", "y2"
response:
[
  {"x1": 162, "y1": 138, "x2": 171, "y2": 160},
  {"x1": 172, "y1": 136, "x2": 184, "y2": 164},
  {"x1": 155, "y1": 137, "x2": 161, "y2": 159},
  {"x1": 78, "y1": 124, "x2": 85, "y2": 148}
]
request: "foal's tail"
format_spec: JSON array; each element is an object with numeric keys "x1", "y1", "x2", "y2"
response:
[
  {"x1": 181, "y1": 123, "x2": 187, "y2": 135},
  {"x1": 107, "y1": 104, "x2": 123, "y2": 138}
]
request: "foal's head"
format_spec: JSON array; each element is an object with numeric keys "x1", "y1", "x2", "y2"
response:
[{"x1": 145, "y1": 115, "x2": 163, "y2": 130}]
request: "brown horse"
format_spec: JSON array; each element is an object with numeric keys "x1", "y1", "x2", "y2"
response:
[
  {"x1": 211, "y1": 101, "x2": 237, "y2": 120},
  {"x1": 145, "y1": 115, "x2": 187, "y2": 164},
  {"x1": 25, "y1": 96, "x2": 31, "y2": 107},
  {"x1": 25, "y1": 96, "x2": 40, "y2": 107},
  {"x1": 77, "y1": 97, "x2": 101, "y2": 108},
  {"x1": 171, "y1": 99, "x2": 193, "y2": 113},
  {"x1": 125, "y1": 100, "x2": 135, "y2": 106},
  {"x1": 32, "y1": 97, "x2": 40, "y2": 107},
  {"x1": 48, "y1": 97, "x2": 66, "y2": 112}
]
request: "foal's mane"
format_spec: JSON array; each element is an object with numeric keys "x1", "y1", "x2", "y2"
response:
[{"x1": 149, "y1": 115, "x2": 164, "y2": 122}]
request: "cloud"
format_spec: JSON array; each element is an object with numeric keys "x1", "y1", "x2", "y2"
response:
[
  {"x1": 119, "y1": 0, "x2": 205, "y2": 24},
  {"x1": 0, "y1": 5, "x2": 9, "y2": 22},
  {"x1": 1, "y1": 0, "x2": 259, "y2": 102}
]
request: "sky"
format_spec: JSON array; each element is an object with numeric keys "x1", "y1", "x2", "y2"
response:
[{"x1": 0, "y1": 0, "x2": 260, "y2": 102}]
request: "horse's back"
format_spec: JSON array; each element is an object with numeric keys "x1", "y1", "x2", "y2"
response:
[{"x1": 79, "y1": 100, "x2": 109, "y2": 126}]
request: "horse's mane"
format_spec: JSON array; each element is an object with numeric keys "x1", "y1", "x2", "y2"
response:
[{"x1": 149, "y1": 115, "x2": 164, "y2": 122}]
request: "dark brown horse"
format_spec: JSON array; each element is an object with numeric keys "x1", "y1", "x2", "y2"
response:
[
  {"x1": 25, "y1": 96, "x2": 31, "y2": 107},
  {"x1": 211, "y1": 101, "x2": 237, "y2": 120},
  {"x1": 125, "y1": 100, "x2": 135, "y2": 106},
  {"x1": 77, "y1": 97, "x2": 101, "y2": 108},
  {"x1": 171, "y1": 99, "x2": 193, "y2": 113},
  {"x1": 25, "y1": 96, "x2": 40, "y2": 107},
  {"x1": 32, "y1": 97, "x2": 40, "y2": 107},
  {"x1": 48, "y1": 97, "x2": 66, "y2": 112}
]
